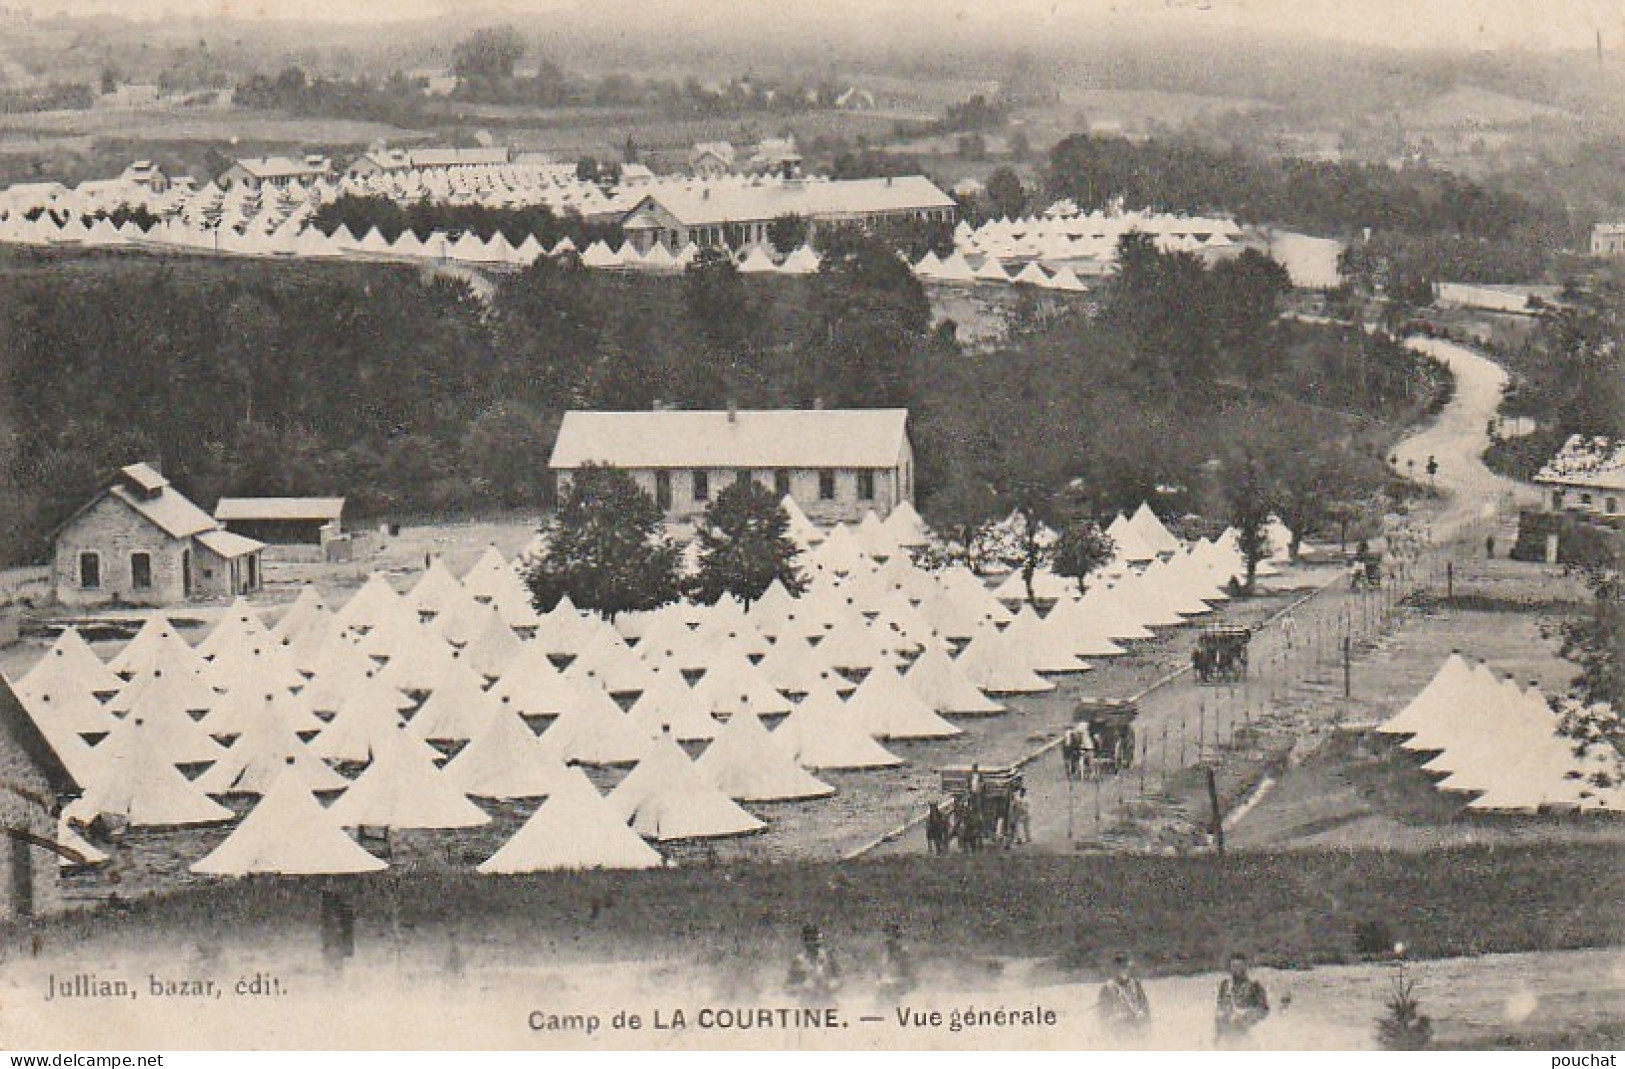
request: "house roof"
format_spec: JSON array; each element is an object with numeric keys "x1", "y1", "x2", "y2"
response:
[
  {"x1": 228, "y1": 156, "x2": 330, "y2": 180},
  {"x1": 215, "y1": 497, "x2": 346, "y2": 522},
  {"x1": 690, "y1": 142, "x2": 736, "y2": 165},
  {"x1": 410, "y1": 147, "x2": 510, "y2": 168},
  {"x1": 624, "y1": 176, "x2": 954, "y2": 229},
  {"x1": 550, "y1": 409, "x2": 910, "y2": 470},
  {"x1": 194, "y1": 529, "x2": 266, "y2": 559},
  {"x1": 107, "y1": 471, "x2": 218, "y2": 540},
  {"x1": 1535, "y1": 435, "x2": 1625, "y2": 491}
]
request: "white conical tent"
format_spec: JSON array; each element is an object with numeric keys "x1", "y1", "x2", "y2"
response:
[
  {"x1": 954, "y1": 625, "x2": 1054, "y2": 693},
  {"x1": 691, "y1": 652, "x2": 792, "y2": 718},
  {"x1": 1041, "y1": 595, "x2": 1127, "y2": 657},
  {"x1": 696, "y1": 708, "x2": 834, "y2": 801},
  {"x1": 534, "y1": 682, "x2": 651, "y2": 766},
  {"x1": 199, "y1": 681, "x2": 321, "y2": 741},
  {"x1": 20, "y1": 627, "x2": 123, "y2": 698},
  {"x1": 532, "y1": 594, "x2": 608, "y2": 659},
  {"x1": 192, "y1": 765, "x2": 386, "y2": 876},
  {"x1": 371, "y1": 615, "x2": 461, "y2": 693},
  {"x1": 1078, "y1": 583, "x2": 1156, "y2": 641},
  {"x1": 880, "y1": 501, "x2": 931, "y2": 548},
  {"x1": 196, "y1": 598, "x2": 270, "y2": 662},
  {"x1": 196, "y1": 698, "x2": 347, "y2": 796},
  {"x1": 904, "y1": 646, "x2": 1004, "y2": 715},
  {"x1": 78, "y1": 716, "x2": 234, "y2": 827},
  {"x1": 1376, "y1": 655, "x2": 1475, "y2": 737},
  {"x1": 1104, "y1": 513, "x2": 1157, "y2": 565},
  {"x1": 478, "y1": 767, "x2": 662, "y2": 873},
  {"x1": 628, "y1": 671, "x2": 719, "y2": 742},
  {"x1": 108, "y1": 615, "x2": 204, "y2": 678},
  {"x1": 489, "y1": 645, "x2": 578, "y2": 718},
  {"x1": 1002, "y1": 605, "x2": 1092, "y2": 673},
  {"x1": 609, "y1": 734, "x2": 764, "y2": 841},
  {"x1": 408, "y1": 660, "x2": 499, "y2": 743},
  {"x1": 310, "y1": 676, "x2": 416, "y2": 763},
  {"x1": 327, "y1": 725, "x2": 491, "y2": 830},
  {"x1": 331, "y1": 572, "x2": 407, "y2": 632},
  {"x1": 845, "y1": 665, "x2": 962, "y2": 740},
  {"x1": 737, "y1": 245, "x2": 777, "y2": 273},
  {"x1": 107, "y1": 670, "x2": 222, "y2": 764},
  {"x1": 270, "y1": 586, "x2": 329, "y2": 646},
  {"x1": 442, "y1": 705, "x2": 571, "y2": 799},
  {"x1": 773, "y1": 685, "x2": 902, "y2": 770},
  {"x1": 455, "y1": 605, "x2": 524, "y2": 680},
  {"x1": 461, "y1": 546, "x2": 541, "y2": 626}
]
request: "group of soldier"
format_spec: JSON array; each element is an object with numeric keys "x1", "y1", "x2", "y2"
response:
[
  {"x1": 1098, "y1": 951, "x2": 1271, "y2": 1043},
  {"x1": 790, "y1": 924, "x2": 1272, "y2": 1045}
]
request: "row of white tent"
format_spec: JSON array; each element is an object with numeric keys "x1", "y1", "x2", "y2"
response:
[
  {"x1": 12, "y1": 497, "x2": 1282, "y2": 877},
  {"x1": 1375, "y1": 654, "x2": 1623, "y2": 812},
  {"x1": 953, "y1": 208, "x2": 1247, "y2": 274}
]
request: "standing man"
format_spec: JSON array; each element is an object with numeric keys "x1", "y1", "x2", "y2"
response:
[
  {"x1": 788, "y1": 924, "x2": 841, "y2": 1005},
  {"x1": 1215, "y1": 953, "x2": 1270, "y2": 1042},
  {"x1": 1005, "y1": 787, "x2": 1031, "y2": 848},
  {"x1": 1098, "y1": 953, "x2": 1151, "y2": 1032}
]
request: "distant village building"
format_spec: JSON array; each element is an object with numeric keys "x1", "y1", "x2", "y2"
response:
[
  {"x1": 95, "y1": 83, "x2": 160, "y2": 110},
  {"x1": 214, "y1": 497, "x2": 345, "y2": 547},
  {"x1": 1590, "y1": 222, "x2": 1625, "y2": 258},
  {"x1": 118, "y1": 160, "x2": 168, "y2": 194},
  {"x1": 217, "y1": 155, "x2": 333, "y2": 191},
  {"x1": 346, "y1": 146, "x2": 511, "y2": 178},
  {"x1": 1536, "y1": 435, "x2": 1625, "y2": 518},
  {"x1": 747, "y1": 136, "x2": 803, "y2": 178},
  {"x1": 550, "y1": 408, "x2": 914, "y2": 524},
  {"x1": 619, "y1": 175, "x2": 955, "y2": 254},
  {"x1": 688, "y1": 141, "x2": 736, "y2": 178},
  {"x1": 0, "y1": 675, "x2": 77, "y2": 919},
  {"x1": 52, "y1": 464, "x2": 265, "y2": 607}
]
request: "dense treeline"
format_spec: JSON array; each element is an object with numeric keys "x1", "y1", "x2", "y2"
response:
[
  {"x1": 1043, "y1": 134, "x2": 1566, "y2": 247},
  {"x1": 232, "y1": 67, "x2": 429, "y2": 128},
  {"x1": 309, "y1": 194, "x2": 623, "y2": 250},
  {"x1": 0, "y1": 236, "x2": 1442, "y2": 567}
]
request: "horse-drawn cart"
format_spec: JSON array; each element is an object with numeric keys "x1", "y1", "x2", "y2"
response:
[
  {"x1": 1193, "y1": 625, "x2": 1250, "y2": 684},
  {"x1": 1070, "y1": 698, "x2": 1138, "y2": 774},
  {"x1": 935, "y1": 765, "x2": 1024, "y2": 851}
]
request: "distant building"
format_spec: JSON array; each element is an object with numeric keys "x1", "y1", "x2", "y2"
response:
[
  {"x1": 748, "y1": 136, "x2": 803, "y2": 178},
  {"x1": 1536, "y1": 436, "x2": 1625, "y2": 519},
  {"x1": 118, "y1": 160, "x2": 168, "y2": 194},
  {"x1": 550, "y1": 408, "x2": 914, "y2": 524},
  {"x1": 688, "y1": 141, "x2": 736, "y2": 178},
  {"x1": 346, "y1": 146, "x2": 510, "y2": 178},
  {"x1": 215, "y1": 497, "x2": 345, "y2": 547},
  {"x1": 52, "y1": 463, "x2": 265, "y2": 607},
  {"x1": 619, "y1": 175, "x2": 956, "y2": 254},
  {"x1": 1536, "y1": 435, "x2": 1625, "y2": 518},
  {"x1": 1591, "y1": 222, "x2": 1625, "y2": 258},
  {"x1": 217, "y1": 155, "x2": 332, "y2": 191},
  {"x1": 96, "y1": 83, "x2": 160, "y2": 110},
  {"x1": 0, "y1": 674, "x2": 77, "y2": 919}
]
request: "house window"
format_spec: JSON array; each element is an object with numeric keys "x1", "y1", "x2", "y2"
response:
[
  {"x1": 79, "y1": 552, "x2": 100, "y2": 589},
  {"x1": 774, "y1": 470, "x2": 791, "y2": 498},
  {"x1": 1552, "y1": 490, "x2": 1564, "y2": 509},
  {"x1": 818, "y1": 470, "x2": 836, "y2": 500},
  {"x1": 692, "y1": 470, "x2": 710, "y2": 502},
  {"x1": 655, "y1": 470, "x2": 672, "y2": 510},
  {"x1": 130, "y1": 552, "x2": 152, "y2": 590},
  {"x1": 1581, "y1": 493, "x2": 1594, "y2": 506},
  {"x1": 736, "y1": 470, "x2": 752, "y2": 490},
  {"x1": 1608, "y1": 497, "x2": 1619, "y2": 514},
  {"x1": 857, "y1": 470, "x2": 875, "y2": 500}
]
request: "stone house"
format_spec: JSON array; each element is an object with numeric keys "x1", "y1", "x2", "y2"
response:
[
  {"x1": 0, "y1": 675, "x2": 77, "y2": 919},
  {"x1": 52, "y1": 463, "x2": 265, "y2": 608}
]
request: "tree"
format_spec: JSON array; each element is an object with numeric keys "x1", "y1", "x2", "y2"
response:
[
  {"x1": 523, "y1": 463, "x2": 682, "y2": 618},
  {"x1": 1052, "y1": 519, "x2": 1115, "y2": 596},
  {"x1": 805, "y1": 230, "x2": 931, "y2": 408},
  {"x1": 1225, "y1": 450, "x2": 1274, "y2": 593},
  {"x1": 984, "y1": 166, "x2": 1027, "y2": 220},
  {"x1": 452, "y1": 25, "x2": 526, "y2": 82},
  {"x1": 767, "y1": 213, "x2": 809, "y2": 255},
  {"x1": 692, "y1": 480, "x2": 807, "y2": 607},
  {"x1": 1007, "y1": 129, "x2": 1031, "y2": 161}
]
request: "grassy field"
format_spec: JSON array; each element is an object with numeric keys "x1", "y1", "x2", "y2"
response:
[{"x1": 10, "y1": 842, "x2": 1621, "y2": 981}]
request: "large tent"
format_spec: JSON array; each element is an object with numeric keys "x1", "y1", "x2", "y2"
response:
[
  {"x1": 695, "y1": 709, "x2": 834, "y2": 802},
  {"x1": 608, "y1": 734, "x2": 765, "y2": 841},
  {"x1": 478, "y1": 767, "x2": 662, "y2": 873},
  {"x1": 192, "y1": 765, "x2": 386, "y2": 876}
]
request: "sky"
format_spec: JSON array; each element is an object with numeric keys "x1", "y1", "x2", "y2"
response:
[{"x1": 14, "y1": 0, "x2": 1625, "y2": 53}]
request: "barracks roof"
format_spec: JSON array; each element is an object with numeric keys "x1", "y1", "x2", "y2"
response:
[{"x1": 550, "y1": 409, "x2": 910, "y2": 470}]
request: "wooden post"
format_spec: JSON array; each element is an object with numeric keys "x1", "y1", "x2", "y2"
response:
[
  {"x1": 1343, "y1": 635, "x2": 1352, "y2": 699},
  {"x1": 1206, "y1": 766, "x2": 1225, "y2": 859},
  {"x1": 1446, "y1": 561, "x2": 1454, "y2": 600}
]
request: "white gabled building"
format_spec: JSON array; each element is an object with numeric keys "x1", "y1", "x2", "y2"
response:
[
  {"x1": 1536, "y1": 435, "x2": 1625, "y2": 518},
  {"x1": 218, "y1": 155, "x2": 333, "y2": 191},
  {"x1": 618, "y1": 176, "x2": 956, "y2": 255},
  {"x1": 549, "y1": 408, "x2": 914, "y2": 524}
]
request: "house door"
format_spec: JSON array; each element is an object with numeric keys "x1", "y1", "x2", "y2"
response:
[
  {"x1": 182, "y1": 549, "x2": 192, "y2": 597},
  {"x1": 8, "y1": 835, "x2": 34, "y2": 918}
]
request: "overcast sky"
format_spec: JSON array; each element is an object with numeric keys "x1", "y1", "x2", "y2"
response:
[{"x1": 16, "y1": 0, "x2": 1625, "y2": 52}]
